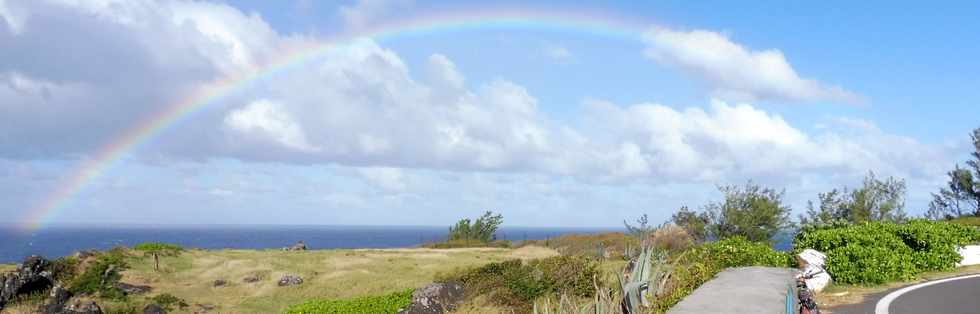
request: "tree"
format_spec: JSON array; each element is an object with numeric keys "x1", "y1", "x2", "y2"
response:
[
  {"x1": 800, "y1": 171, "x2": 908, "y2": 226},
  {"x1": 705, "y1": 182, "x2": 792, "y2": 242},
  {"x1": 670, "y1": 206, "x2": 710, "y2": 242},
  {"x1": 671, "y1": 182, "x2": 791, "y2": 243},
  {"x1": 928, "y1": 127, "x2": 980, "y2": 219},
  {"x1": 134, "y1": 242, "x2": 183, "y2": 271},
  {"x1": 448, "y1": 211, "x2": 503, "y2": 242}
]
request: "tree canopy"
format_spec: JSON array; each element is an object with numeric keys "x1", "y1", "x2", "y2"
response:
[
  {"x1": 800, "y1": 171, "x2": 908, "y2": 226},
  {"x1": 672, "y1": 182, "x2": 792, "y2": 243},
  {"x1": 928, "y1": 127, "x2": 980, "y2": 219},
  {"x1": 448, "y1": 211, "x2": 503, "y2": 242}
]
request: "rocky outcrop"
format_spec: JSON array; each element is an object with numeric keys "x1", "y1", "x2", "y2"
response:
[
  {"x1": 39, "y1": 285, "x2": 73, "y2": 314},
  {"x1": 212, "y1": 279, "x2": 227, "y2": 287},
  {"x1": 277, "y1": 275, "x2": 303, "y2": 286},
  {"x1": 283, "y1": 241, "x2": 308, "y2": 251},
  {"x1": 63, "y1": 299, "x2": 103, "y2": 314},
  {"x1": 1, "y1": 255, "x2": 55, "y2": 310},
  {"x1": 143, "y1": 303, "x2": 166, "y2": 314},
  {"x1": 398, "y1": 282, "x2": 465, "y2": 314},
  {"x1": 115, "y1": 282, "x2": 152, "y2": 295}
]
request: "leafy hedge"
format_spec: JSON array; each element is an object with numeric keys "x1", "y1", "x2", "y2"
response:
[
  {"x1": 437, "y1": 255, "x2": 597, "y2": 310},
  {"x1": 284, "y1": 289, "x2": 414, "y2": 314},
  {"x1": 655, "y1": 237, "x2": 793, "y2": 312},
  {"x1": 69, "y1": 247, "x2": 130, "y2": 300},
  {"x1": 794, "y1": 219, "x2": 980, "y2": 285}
]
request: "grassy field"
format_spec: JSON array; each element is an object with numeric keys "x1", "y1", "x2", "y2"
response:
[
  {"x1": 820, "y1": 264, "x2": 980, "y2": 312},
  {"x1": 121, "y1": 246, "x2": 556, "y2": 313},
  {"x1": 0, "y1": 263, "x2": 15, "y2": 273}
]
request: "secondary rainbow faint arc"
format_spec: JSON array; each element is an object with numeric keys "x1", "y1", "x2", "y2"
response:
[{"x1": 22, "y1": 8, "x2": 652, "y2": 231}]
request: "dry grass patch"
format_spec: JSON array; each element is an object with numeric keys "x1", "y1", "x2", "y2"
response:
[
  {"x1": 820, "y1": 264, "x2": 980, "y2": 310},
  {"x1": 117, "y1": 246, "x2": 557, "y2": 313},
  {"x1": 0, "y1": 263, "x2": 15, "y2": 273}
]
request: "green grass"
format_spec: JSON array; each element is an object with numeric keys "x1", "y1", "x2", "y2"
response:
[
  {"x1": 950, "y1": 216, "x2": 980, "y2": 228},
  {"x1": 284, "y1": 288, "x2": 414, "y2": 314},
  {"x1": 115, "y1": 246, "x2": 557, "y2": 313}
]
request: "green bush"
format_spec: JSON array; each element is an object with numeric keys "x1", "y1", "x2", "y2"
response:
[
  {"x1": 793, "y1": 219, "x2": 980, "y2": 285},
  {"x1": 69, "y1": 248, "x2": 129, "y2": 300},
  {"x1": 50, "y1": 256, "x2": 80, "y2": 283},
  {"x1": 438, "y1": 256, "x2": 598, "y2": 310},
  {"x1": 149, "y1": 293, "x2": 188, "y2": 311},
  {"x1": 284, "y1": 289, "x2": 414, "y2": 314},
  {"x1": 656, "y1": 237, "x2": 792, "y2": 312}
]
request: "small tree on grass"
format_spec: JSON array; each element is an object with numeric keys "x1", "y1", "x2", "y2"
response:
[
  {"x1": 448, "y1": 211, "x2": 503, "y2": 242},
  {"x1": 134, "y1": 242, "x2": 183, "y2": 271}
]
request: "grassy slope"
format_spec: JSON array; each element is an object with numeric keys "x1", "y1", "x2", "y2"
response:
[
  {"x1": 114, "y1": 246, "x2": 557, "y2": 313},
  {"x1": 0, "y1": 264, "x2": 15, "y2": 273}
]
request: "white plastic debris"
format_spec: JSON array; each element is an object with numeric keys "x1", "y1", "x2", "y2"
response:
[{"x1": 796, "y1": 249, "x2": 832, "y2": 292}]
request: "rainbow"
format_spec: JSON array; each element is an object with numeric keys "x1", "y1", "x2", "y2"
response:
[{"x1": 20, "y1": 8, "x2": 653, "y2": 230}]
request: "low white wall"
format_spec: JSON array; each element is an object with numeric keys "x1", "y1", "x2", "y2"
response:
[{"x1": 957, "y1": 245, "x2": 980, "y2": 266}]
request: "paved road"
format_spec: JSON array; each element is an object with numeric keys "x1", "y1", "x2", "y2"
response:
[{"x1": 830, "y1": 275, "x2": 980, "y2": 314}]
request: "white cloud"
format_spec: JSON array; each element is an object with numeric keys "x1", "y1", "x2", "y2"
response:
[
  {"x1": 224, "y1": 99, "x2": 318, "y2": 152},
  {"x1": 338, "y1": 0, "x2": 413, "y2": 29},
  {"x1": 358, "y1": 166, "x2": 406, "y2": 192},
  {"x1": 643, "y1": 27, "x2": 864, "y2": 104},
  {"x1": 542, "y1": 45, "x2": 575, "y2": 64}
]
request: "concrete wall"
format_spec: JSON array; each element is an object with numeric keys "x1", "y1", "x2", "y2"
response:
[
  {"x1": 667, "y1": 266, "x2": 795, "y2": 314},
  {"x1": 958, "y1": 245, "x2": 980, "y2": 266}
]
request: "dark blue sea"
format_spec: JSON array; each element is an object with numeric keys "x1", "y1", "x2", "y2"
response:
[{"x1": 0, "y1": 224, "x2": 620, "y2": 263}]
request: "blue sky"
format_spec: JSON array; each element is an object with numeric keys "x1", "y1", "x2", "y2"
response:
[{"x1": 0, "y1": 0, "x2": 978, "y2": 227}]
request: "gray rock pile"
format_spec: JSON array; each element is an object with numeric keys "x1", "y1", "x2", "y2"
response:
[
  {"x1": 277, "y1": 275, "x2": 303, "y2": 286},
  {"x1": 283, "y1": 241, "x2": 308, "y2": 251},
  {"x1": 398, "y1": 282, "x2": 465, "y2": 314},
  {"x1": 1, "y1": 255, "x2": 55, "y2": 310}
]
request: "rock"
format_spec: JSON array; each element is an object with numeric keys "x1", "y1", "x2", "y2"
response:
[
  {"x1": 143, "y1": 303, "x2": 166, "y2": 314},
  {"x1": 39, "y1": 285, "x2": 73, "y2": 314},
  {"x1": 242, "y1": 275, "x2": 260, "y2": 283},
  {"x1": 212, "y1": 279, "x2": 227, "y2": 287},
  {"x1": 277, "y1": 275, "x2": 303, "y2": 287},
  {"x1": 398, "y1": 282, "x2": 465, "y2": 314},
  {"x1": 115, "y1": 282, "x2": 152, "y2": 295},
  {"x1": 192, "y1": 303, "x2": 216, "y2": 313},
  {"x1": 0, "y1": 255, "x2": 54, "y2": 310},
  {"x1": 283, "y1": 241, "x2": 308, "y2": 251},
  {"x1": 63, "y1": 299, "x2": 103, "y2": 314}
]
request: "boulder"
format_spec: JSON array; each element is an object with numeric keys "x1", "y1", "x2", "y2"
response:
[
  {"x1": 192, "y1": 303, "x2": 216, "y2": 313},
  {"x1": 398, "y1": 282, "x2": 465, "y2": 314},
  {"x1": 63, "y1": 299, "x2": 103, "y2": 314},
  {"x1": 0, "y1": 255, "x2": 54, "y2": 310},
  {"x1": 115, "y1": 282, "x2": 152, "y2": 295},
  {"x1": 283, "y1": 241, "x2": 308, "y2": 251},
  {"x1": 212, "y1": 279, "x2": 227, "y2": 287},
  {"x1": 143, "y1": 303, "x2": 166, "y2": 314},
  {"x1": 39, "y1": 285, "x2": 73, "y2": 314},
  {"x1": 277, "y1": 275, "x2": 303, "y2": 287},
  {"x1": 242, "y1": 275, "x2": 260, "y2": 283}
]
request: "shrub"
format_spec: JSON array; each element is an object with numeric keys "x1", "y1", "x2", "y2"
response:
[
  {"x1": 793, "y1": 220, "x2": 980, "y2": 285},
  {"x1": 438, "y1": 256, "x2": 598, "y2": 310},
  {"x1": 150, "y1": 293, "x2": 188, "y2": 311},
  {"x1": 69, "y1": 248, "x2": 129, "y2": 300},
  {"x1": 50, "y1": 256, "x2": 80, "y2": 283},
  {"x1": 655, "y1": 237, "x2": 792, "y2": 312},
  {"x1": 284, "y1": 289, "x2": 414, "y2": 314}
]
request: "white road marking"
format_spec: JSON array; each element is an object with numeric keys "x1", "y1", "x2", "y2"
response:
[{"x1": 874, "y1": 273, "x2": 980, "y2": 314}]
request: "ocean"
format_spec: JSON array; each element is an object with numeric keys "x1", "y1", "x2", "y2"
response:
[{"x1": 0, "y1": 224, "x2": 619, "y2": 263}]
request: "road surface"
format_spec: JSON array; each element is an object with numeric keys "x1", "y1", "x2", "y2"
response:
[{"x1": 831, "y1": 274, "x2": 980, "y2": 314}]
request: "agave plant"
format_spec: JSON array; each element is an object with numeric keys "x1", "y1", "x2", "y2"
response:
[{"x1": 619, "y1": 244, "x2": 672, "y2": 313}]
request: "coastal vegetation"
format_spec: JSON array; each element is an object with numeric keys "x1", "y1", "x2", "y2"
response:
[
  {"x1": 133, "y1": 242, "x2": 184, "y2": 271},
  {"x1": 284, "y1": 288, "x2": 414, "y2": 314}
]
